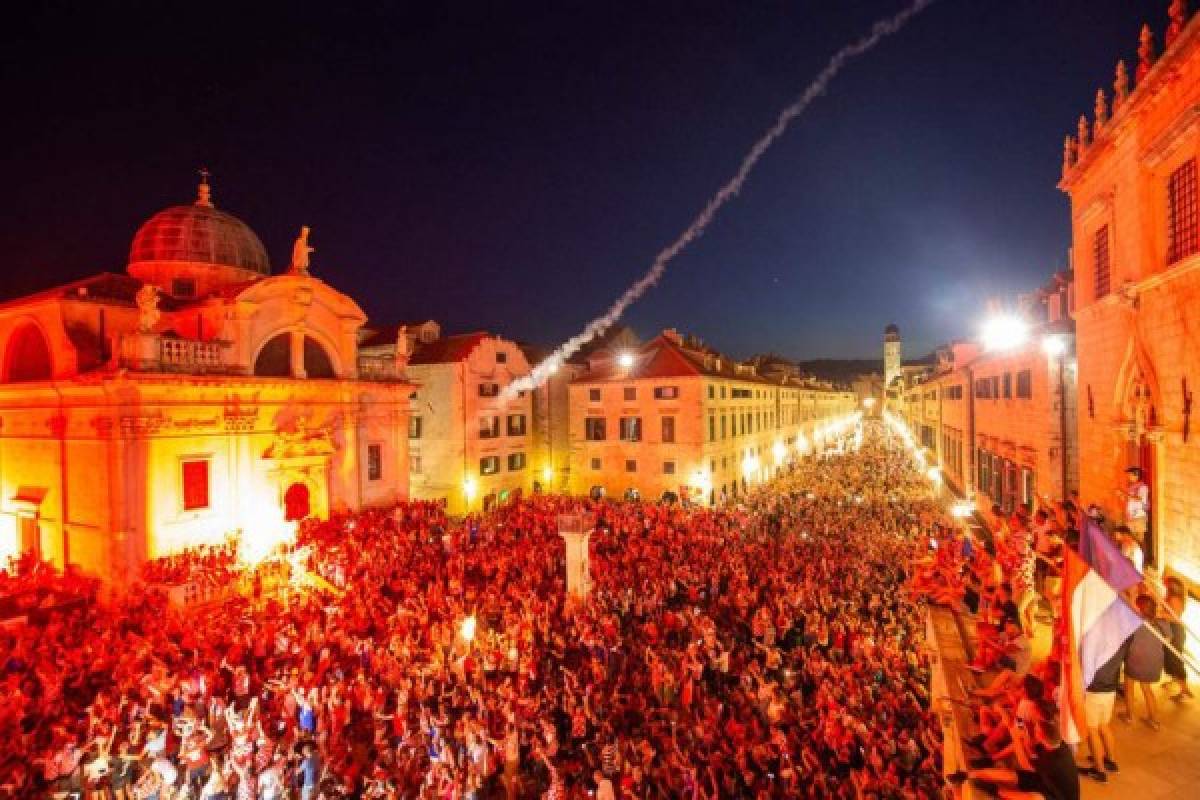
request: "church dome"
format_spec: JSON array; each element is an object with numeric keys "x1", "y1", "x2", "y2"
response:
[
  {"x1": 884, "y1": 323, "x2": 900, "y2": 337},
  {"x1": 128, "y1": 179, "x2": 270, "y2": 275}
]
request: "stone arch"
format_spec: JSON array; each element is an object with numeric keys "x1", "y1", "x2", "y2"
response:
[
  {"x1": 3, "y1": 321, "x2": 54, "y2": 382},
  {"x1": 283, "y1": 481, "x2": 311, "y2": 521},
  {"x1": 251, "y1": 327, "x2": 343, "y2": 379},
  {"x1": 303, "y1": 336, "x2": 335, "y2": 379},
  {"x1": 253, "y1": 333, "x2": 291, "y2": 377},
  {"x1": 1112, "y1": 336, "x2": 1161, "y2": 431}
]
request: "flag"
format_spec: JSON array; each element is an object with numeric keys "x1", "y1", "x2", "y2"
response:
[{"x1": 1060, "y1": 517, "x2": 1143, "y2": 743}]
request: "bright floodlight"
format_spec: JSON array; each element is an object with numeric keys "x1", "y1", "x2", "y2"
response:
[
  {"x1": 617, "y1": 352, "x2": 635, "y2": 369},
  {"x1": 460, "y1": 615, "x2": 477, "y2": 642},
  {"x1": 1042, "y1": 334, "x2": 1068, "y2": 357},
  {"x1": 981, "y1": 314, "x2": 1029, "y2": 351},
  {"x1": 862, "y1": 397, "x2": 876, "y2": 409},
  {"x1": 462, "y1": 477, "x2": 478, "y2": 501},
  {"x1": 926, "y1": 465, "x2": 942, "y2": 483},
  {"x1": 542, "y1": 466, "x2": 554, "y2": 484},
  {"x1": 950, "y1": 501, "x2": 974, "y2": 518},
  {"x1": 742, "y1": 454, "x2": 760, "y2": 478},
  {"x1": 772, "y1": 441, "x2": 786, "y2": 464}
]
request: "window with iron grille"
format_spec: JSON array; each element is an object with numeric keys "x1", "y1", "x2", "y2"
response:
[
  {"x1": 1093, "y1": 225, "x2": 1111, "y2": 299},
  {"x1": 1168, "y1": 159, "x2": 1198, "y2": 265}
]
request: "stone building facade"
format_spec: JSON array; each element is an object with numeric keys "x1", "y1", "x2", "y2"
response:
[
  {"x1": 897, "y1": 277, "x2": 1078, "y2": 511},
  {"x1": 568, "y1": 329, "x2": 858, "y2": 504},
  {"x1": 363, "y1": 324, "x2": 534, "y2": 515},
  {"x1": 1060, "y1": 1, "x2": 1200, "y2": 576},
  {"x1": 0, "y1": 179, "x2": 414, "y2": 579}
]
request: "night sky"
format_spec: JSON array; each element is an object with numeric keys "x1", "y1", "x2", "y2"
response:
[{"x1": 0, "y1": 1, "x2": 1154, "y2": 359}]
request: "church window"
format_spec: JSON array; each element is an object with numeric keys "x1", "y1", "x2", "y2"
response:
[
  {"x1": 1168, "y1": 159, "x2": 1198, "y2": 265},
  {"x1": 181, "y1": 458, "x2": 210, "y2": 511},
  {"x1": 253, "y1": 334, "x2": 291, "y2": 377},
  {"x1": 1093, "y1": 225, "x2": 1110, "y2": 299},
  {"x1": 367, "y1": 444, "x2": 383, "y2": 481},
  {"x1": 409, "y1": 416, "x2": 422, "y2": 438}
]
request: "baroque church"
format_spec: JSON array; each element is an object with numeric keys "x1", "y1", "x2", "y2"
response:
[{"x1": 0, "y1": 177, "x2": 414, "y2": 580}]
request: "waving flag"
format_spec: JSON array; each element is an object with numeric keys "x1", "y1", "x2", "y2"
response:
[{"x1": 1060, "y1": 517, "x2": 1143, "y2": 743}]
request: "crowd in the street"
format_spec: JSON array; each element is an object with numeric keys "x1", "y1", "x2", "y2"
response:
[
  {"x1": 0, "y1": 422, "x2": 950, "y2": 799},
  {"x1": 909, "y1": 458, "x2": 1193, "y2": 796}
]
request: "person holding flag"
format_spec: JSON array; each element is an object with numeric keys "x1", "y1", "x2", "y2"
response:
[{"x1": 1059, "y1": 515, "x2": 1145, "y2": 784}]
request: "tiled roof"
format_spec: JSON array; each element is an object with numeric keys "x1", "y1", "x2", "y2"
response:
[
  {"x1": 409, "y1": 332, "x2": 488, "y2": 365},
  {"x1": 575, "y1": 333, "x2": 774, "y2": 385}
]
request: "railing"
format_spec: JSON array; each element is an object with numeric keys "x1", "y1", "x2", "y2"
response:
[
  {"x1": 357, "y1": 357, "x2": 401, "y2": 381},
  {"x1": 159, "y1": 338, "x2": 225, "y2": 372}
]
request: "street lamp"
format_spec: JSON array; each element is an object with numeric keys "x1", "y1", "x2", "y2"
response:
[
  {"x1": 981, "y1": 314, "x2": 1029, "y2": 352},
  {"x1": 862, "y1": 397, "x2": 876, "y2": 410},
  {"x1": 1042, "y1": 334, "x2": 1068, "y2": 357}
]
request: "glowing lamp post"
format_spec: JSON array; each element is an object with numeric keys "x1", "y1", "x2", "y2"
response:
[
  {"x1": 981, "y1": 314, "x2": 1029, "y2": 352},
  {"x1": 462, "y1": 477, "x2": 478, "y2": 508}
]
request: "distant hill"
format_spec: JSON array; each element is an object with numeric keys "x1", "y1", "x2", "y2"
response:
[
  {"x1": 797, "y1": 359, "x2": 881, "y2": 384},
  {"x1": 798, "y1": 353, "x2": 935, "y2": 385}
]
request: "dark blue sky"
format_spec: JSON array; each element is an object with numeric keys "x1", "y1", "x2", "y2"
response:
[{"x1": 0, "y1": 1, "x2": 1154, "y2": 359}]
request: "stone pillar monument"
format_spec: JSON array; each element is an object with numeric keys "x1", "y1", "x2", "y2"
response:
[{"x1": 557, "y1": 512, "x2": 594, "y2": 601}]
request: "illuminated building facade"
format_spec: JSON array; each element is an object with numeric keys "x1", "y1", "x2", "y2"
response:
[
  {"x1": 1060, "y1": 2, "x2": 1200, "y2": 577},
  {"x1": 0, "y1": 179, "x2": 414, "y2": 579},
  {"x1": 568, "y1": 329, "x2": 858, "y2": 504},
  {"x1": 363, "y1": 324, "x2": 534, "y2": 514},
  {"x1": 896, "y1": 276, "x2": 1077, "y2": 510}
]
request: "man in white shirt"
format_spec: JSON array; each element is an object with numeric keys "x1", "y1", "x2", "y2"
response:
[{"x1": 1119, "y1": 466, "x2": 1150, "y2": 554}]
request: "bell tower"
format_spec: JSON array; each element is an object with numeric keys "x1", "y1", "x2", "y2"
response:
[{"x1": 884, "y1": 324, "x2": 902, "y2": 389}]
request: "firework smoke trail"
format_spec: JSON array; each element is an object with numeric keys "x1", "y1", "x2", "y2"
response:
[{"x1": 504, "y1": 0, "x2": 938, "y2": 398}]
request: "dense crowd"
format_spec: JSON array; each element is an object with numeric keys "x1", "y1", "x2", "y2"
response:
[
  {"x1": 0, "y1": 422, "x2": 949, "y2": 799},
  {"x1": 909, "y1": 459, "x2": 1193, "y2": 797}
]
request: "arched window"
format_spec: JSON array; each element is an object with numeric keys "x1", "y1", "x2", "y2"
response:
[
  {"x1": 303, "y1": 336, "x2": 335, "y2": 379},
  {"x1": 4, "y1": 324, "x2": 53, "y2": 382},
  {"x1": 253, "y1": 333, "x2": 337, "y2": 378},
  {"x1": 253, "y1": 334, "x2": 292, "y2": 377}
]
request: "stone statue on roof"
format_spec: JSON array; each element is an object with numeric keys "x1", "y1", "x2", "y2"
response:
[
  {"x1": 135, "y1": 283, "x2": 160, "y2": 333},
  {"x1": 290, "y1": 226, "x2": 314, "y2": 275}
]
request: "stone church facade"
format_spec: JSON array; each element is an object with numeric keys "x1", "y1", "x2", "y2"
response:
[
  {"x1": 1061, "y1": 3, "x2": 1200, "y2": 580},
  {"x1": 0, "y1": 178, "x2": 414, "y2": 580}
]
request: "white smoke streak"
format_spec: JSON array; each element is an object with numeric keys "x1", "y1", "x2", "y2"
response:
[{"x1": 506, "y1": 0, "x2": 938, "y2": 398}]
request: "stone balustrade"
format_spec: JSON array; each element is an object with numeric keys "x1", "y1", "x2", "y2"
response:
[{"x1": 159, "y1": 337, "x2": 225, "y2": 371}]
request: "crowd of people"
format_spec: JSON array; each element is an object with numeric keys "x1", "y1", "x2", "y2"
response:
[
  {"x1": 1, "y1": 422, "x2": 957, "y2": 799},
  {"x1": 910, "y1": 459, "x2": 1194, "y2": 796}
]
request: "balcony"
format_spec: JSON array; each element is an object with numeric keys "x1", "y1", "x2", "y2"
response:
[
  {"x1": 357, "y1": 356, "x2": 402, "y2": 382},
  {"x1": 159, "y1": 337, "x2": 225, "y2": 372}
]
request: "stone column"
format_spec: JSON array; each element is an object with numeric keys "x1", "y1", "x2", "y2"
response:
[{"x1": 557, "y1": 513, "x2": 594, "y2": 601}]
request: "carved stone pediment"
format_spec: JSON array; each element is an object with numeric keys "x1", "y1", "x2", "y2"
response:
[{"x1": 263, "y1": 420, "x2": 335, "y2": 460}]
